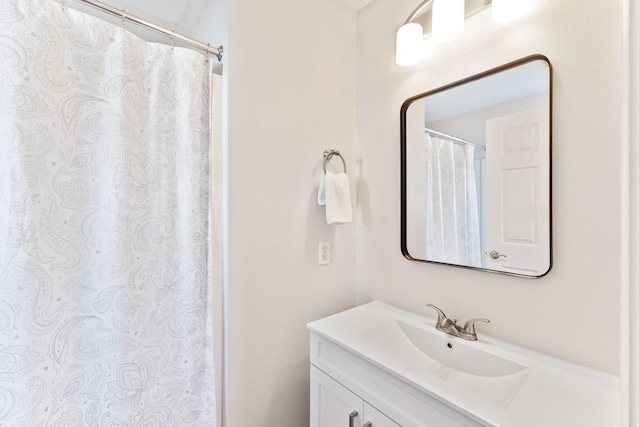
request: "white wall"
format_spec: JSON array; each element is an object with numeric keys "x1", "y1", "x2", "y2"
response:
[
  {"x1": 224, "y1": 0, "x2": 357, "y2": 425},
  {"x1": 356, "y1": 0, "x2": 621, "y2": 374},
  {"x1": 178, "y1": 0, "x2": 358, "y2": 425}
]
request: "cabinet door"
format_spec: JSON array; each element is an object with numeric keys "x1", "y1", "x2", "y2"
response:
[
  {"x1": 364, "y1": 403, "x2": 401, "y2": 427},
  {"x1": 311, "y1": 366, "x2": 363, "y2": 427}
]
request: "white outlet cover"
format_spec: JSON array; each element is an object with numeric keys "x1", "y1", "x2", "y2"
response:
[{"x1": 319, "y1": 242, "x2": 330, "y2": 265}]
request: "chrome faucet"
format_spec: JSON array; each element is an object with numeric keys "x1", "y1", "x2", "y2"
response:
[{"x1": 426, "y1": 304, "x2": 489, "y2": 341}]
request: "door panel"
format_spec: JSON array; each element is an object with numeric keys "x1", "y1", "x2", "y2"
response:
[{"x1": 485, "y1": 106, "x2": 550, "y2": 275}]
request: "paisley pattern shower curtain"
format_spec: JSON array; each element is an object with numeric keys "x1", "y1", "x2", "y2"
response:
[{"x1": 0, "y1": 0, "x2": 215, "y2": 424}]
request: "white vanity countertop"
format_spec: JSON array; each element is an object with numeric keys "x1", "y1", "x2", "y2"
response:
[{"x1": 307, "y1": 301, "x2": 620, "y2": 427}]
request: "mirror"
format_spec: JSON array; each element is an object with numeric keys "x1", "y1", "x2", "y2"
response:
[{"x1": 401, "y1": 55, "x2": 552, "y2": 278}]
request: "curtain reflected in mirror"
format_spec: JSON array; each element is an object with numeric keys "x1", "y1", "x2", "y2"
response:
[
  {"x1": 401, "y1": 55, "x2": 552, "y2": 278},
  {"x1": 424, "y1": 134, "x2": 481, "y2": 267}
]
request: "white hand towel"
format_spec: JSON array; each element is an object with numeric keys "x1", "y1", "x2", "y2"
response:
[{"x1": 318, "y1": 172, "x2": 352, "y2": 224}]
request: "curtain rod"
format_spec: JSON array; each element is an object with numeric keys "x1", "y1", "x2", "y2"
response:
[
  {"x1": 67, "y1": 0, "x2": 223, "y2": 61},
  {"x1": 424, "y1": 128, "x2": 486, "y2": 151}
]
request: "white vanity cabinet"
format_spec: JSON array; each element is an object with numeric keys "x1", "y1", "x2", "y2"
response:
[
  {"x1": 308, "y1": 301, "x2": 620, "y2": 427},
  {"x1": 365, "y1": 404, "x2": 400, "y2": 427},
  {"x1": 311, "y1": 366, "x2": 399, "y2": 427},
  {"x1": 309, "y1": 332, "x2": 484, "y2": 427}
]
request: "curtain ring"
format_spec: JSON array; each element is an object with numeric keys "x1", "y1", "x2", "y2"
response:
[
  {"x1": 122, "y1": 9, "x2": 126, "y2": 28},
  {"x1": 205, "y1": 44, "x2": 212, "y2": 62},
  {"x1": 61, "y1": 0, "x2": 65, "y2": 11},
  {"x1": 170, "y1": 29, "x2": 175, "y2": 46}
]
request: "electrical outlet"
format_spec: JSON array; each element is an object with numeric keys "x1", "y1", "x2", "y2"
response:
[{"x1": 319, "y1": 242, "x2": 330, "y2": 265}]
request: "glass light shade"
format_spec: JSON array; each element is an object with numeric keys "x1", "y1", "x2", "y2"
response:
[
  {"x1": 432, "y1": 0, "x2": 464, "y2": 43},
  {"x1": 492, "y1": 0, "x2": 531, "y2": 23},
  {"x1": 396, "y1": 23, "x2": 425, "y2": 67}
]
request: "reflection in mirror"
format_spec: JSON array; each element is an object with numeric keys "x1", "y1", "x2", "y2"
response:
[{"x1": 401, "y1": 55, "x2": 552, "y2": 278}]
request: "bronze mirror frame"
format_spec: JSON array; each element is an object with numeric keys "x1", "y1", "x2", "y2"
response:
[{"x1": 400, "y1": 54, "x2": 553, "y2": 278}]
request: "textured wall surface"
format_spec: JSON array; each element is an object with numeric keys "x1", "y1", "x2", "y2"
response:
[
  {"x1": 356, "y1": 0, "x2": 621, "y2": 375},
  {"x1": 225, "y1": 0, "x2": 358, "y2": 425}
]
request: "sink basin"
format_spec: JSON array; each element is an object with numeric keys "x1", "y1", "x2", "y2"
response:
[
  {"x1": 308, "y1": 301, "x2": 620, "y2": 426},
  {"x1": 356, "y1": 320, "x2": 529, "y2": 406},
  {"x1": 396, "y1": 321, "x2": 528, "y2": 377}
]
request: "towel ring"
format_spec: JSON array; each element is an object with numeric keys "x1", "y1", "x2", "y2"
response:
[{"x1": 323, "y1": 149, "x2": 347, "y2": 174}]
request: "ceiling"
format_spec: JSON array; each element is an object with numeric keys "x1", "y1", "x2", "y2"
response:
[{"x1": 105, "y1": 0, "x2": 193, "y2": 26}]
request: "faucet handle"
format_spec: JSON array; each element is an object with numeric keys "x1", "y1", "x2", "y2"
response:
[
  {"x1": 426, "y1": 303, "x2": 447, "y2": 326},
  {"x1": 462, "y1": 318, "x2": 490, "y2": 335}
]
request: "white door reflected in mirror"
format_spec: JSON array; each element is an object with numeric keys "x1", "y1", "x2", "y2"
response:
[{"x1": 485, "y1": 106, "x2": 550, "y2": 275}]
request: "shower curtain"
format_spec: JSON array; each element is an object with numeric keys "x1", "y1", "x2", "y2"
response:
[
  {"x1": 0, "y1": 0, "x2": 216, "y2": 425},
  {"x1": 425, "y1": 134, "x2": 482, "y2": 267}
]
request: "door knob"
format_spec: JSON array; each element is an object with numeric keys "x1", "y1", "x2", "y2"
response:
[{"x1": 488, "y1": 250, "x2": 507, "y2": 260}]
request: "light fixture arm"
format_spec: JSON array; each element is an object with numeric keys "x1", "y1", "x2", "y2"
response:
[
  {"x1": 397, "y1": 0, "x2": 531, "y2": 67},
  {"x1": 404, "y1": 0, "x2": 435, "y2": 24}
]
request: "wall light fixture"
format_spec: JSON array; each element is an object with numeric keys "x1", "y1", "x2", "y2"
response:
[
  {"x1": 432, "y1": 0, "x2": 465, "y2": 43},
  {"x1": 395, "y1": 0, "x2": 531, "y2": 66}
]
